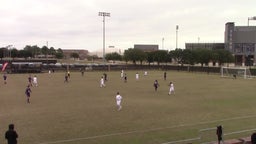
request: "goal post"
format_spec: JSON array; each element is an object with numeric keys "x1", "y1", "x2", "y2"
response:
[{"x1": 220, "y1": 66, "x2": 252, "y2": 79}]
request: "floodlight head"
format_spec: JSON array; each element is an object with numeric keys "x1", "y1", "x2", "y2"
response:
[
  {"x1": 249, "y1": 16, "x2": 256, "y2": 20},
  {"x1": 98, "y1": 12, "x2": 110, "y2": 17}
]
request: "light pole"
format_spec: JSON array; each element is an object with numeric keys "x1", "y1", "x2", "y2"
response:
[
  {"x1": 176, "y1": 25, "x2": 179, "y2": 49},
  {"x1": 99, "y1": 12, "x2": 110, "y2": 63}
]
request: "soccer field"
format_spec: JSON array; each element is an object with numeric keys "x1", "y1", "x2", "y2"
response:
[{"x1": 1, "y1": 70, "x2": 256, "y2": 144}]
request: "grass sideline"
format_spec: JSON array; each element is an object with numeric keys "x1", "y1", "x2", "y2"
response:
[{"x1": 1, "y1": 70, "x2": 256, "y2": 144}]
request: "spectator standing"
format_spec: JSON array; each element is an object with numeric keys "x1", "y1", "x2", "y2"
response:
[
  {"x1": 5, "y1": 124, "x2": 18, "y2": 144},
  {"x1": 216, "y1": 125, "x2": 223, "y2": 144},
  {"x1": 251, "y1": 132, "x2": 256, "y2": 144}
]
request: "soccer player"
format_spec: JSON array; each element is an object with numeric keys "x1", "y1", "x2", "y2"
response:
[
  {"x1": 135, "y1": 72, "x2": 139, "y2": 80},
  {"x1": 67, "y1": 71, "x2": 70, "y2": 78},
  {"x1": 64, "y1": 73, "x2": 69, "y2": 83},
  {"x1": 3, "y1": 73, "x2": 7, "y2": 84},
  {"x1": 103, "y1": 73, "x2": 107, "y2": 81},
  {"x1": 28, "y1": 75, "x2": 32, "y2": 86},
  {"x1": 164, "y1": 71, "x2": 167, "y2": 80},
  {"x1": 124, "y1": 73, "x2": 127, "y2": 83},
  {"x1": 80, "y1": 68, "x2": 85, "y2": 76},
  {"x1": 153, "y1": 80, "x2": 159, "y2": 91},
  {"x1": 168, "y1": 82, "x2": 175, "y2": 95},
  {"x1": 116, "y1": 92, "x2": 122, "y2": 111},
  {"x1": 100, "y1": 76, "x2": 105, "y2": 87},
  {"x1": 144, "y1": 71, "x2": 148, "y2": 76},
  {"x1": 25, "y1": 85, "x2": 32, "y2": 103},
  {"x1": 121, "y1": 69, "x2": 124, "y2": 78},
  {"x1": 5, "y1": 124, "x2": 18, "y2": 144},
  {"x1": 33, "y1": 75, "x2": 38, "y2": 87}
]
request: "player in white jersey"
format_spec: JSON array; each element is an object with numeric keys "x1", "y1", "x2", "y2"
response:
[
  {"x1": 168, "y1": 82, "x2": 175, "y2": 95},
  {"x1": 121, "y1": 69, "x2": 124, "y2": 78},
  {"x1": 33, "y1": 75, "x2": 38, "y2": 87},
  {"x1": 100, "y1": 76, "x2": 105, "y2": 87},
  {"x1": 116, "y1": 92, "x2": 122, "y2": 111},
  {"x1": 135, "y1": 72, "x2": 139, "y2": 80}
]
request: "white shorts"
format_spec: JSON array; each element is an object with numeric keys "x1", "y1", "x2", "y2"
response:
[{"x1": 116, "y1": 101, "x2": 121, "y2": 106}]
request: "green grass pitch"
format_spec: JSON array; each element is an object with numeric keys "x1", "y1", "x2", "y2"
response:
[{"x1": 1, "y1": 70, "x2": 256, "y2": 144}]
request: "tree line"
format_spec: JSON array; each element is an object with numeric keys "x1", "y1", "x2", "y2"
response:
[
  {"x1": 0, "y1": 45, "x2": 64, "y2": 59},
  {"x1": 0, "y1": 45, "x2": 234, "y2": 67},
  {"x1": 106, "y1": 48, "x2": 234, "y2": 66}
]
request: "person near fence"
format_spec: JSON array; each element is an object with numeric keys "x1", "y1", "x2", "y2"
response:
[
  {"x1": 251, "y1": 132, "x2": 256, "y2": 144},
  {"x1": 5, "y1": 124, "x2": 18, "y2": 144},
  {"x1": 216, "y1": 125, "x2": 223, "y2": 144}
]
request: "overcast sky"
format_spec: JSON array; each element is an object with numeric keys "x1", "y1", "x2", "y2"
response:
[{"x1": 1, "y1": 0, "x2": 256, "y2": 53}]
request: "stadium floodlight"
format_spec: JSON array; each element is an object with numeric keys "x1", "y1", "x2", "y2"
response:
[
  {"x1": 247, "y1": 16, "x2": 256, "y2": 26},
  {"x1": 99, "y1": 12, "x2": 110, "y2": 63},
  {"x1": 176, "y1": 25, "x2": 179, "y2": 49}
]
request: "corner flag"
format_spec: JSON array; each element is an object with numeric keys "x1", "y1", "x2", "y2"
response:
[{"x1": 2, "y1": 62, "x2": 8, "y2": 71}]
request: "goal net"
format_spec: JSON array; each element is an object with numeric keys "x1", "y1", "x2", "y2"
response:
[{"x1": 221, "y1": 66, "x2": 252, "y2": 79}]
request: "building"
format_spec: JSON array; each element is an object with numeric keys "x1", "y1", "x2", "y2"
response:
[
  {"x1": 185, "y1": 43, "x2": 225, "y2": 51},
  {"x1": 185, "y1": 22, "x2": 256, "y2": 66},
  {"x1": 62, "y1": 49, "x2": 89, "y2": 60},
  {"x1": 225, "y1": 22, "x2": 256, "y2": 66},
  {"x1": 134, "y1": 44, "x2": 159, "y2": 52}
]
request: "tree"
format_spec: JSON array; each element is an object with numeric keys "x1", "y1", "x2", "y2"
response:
[
  {"x1": 215, "y1": 49, "x2": 234, "y2": 66},
  {"x1": 22, "y1": 45, "x2": 40, "y2": 57},
  {"x1": 31, "y1": 45, "x2": 41, "y2": 56},
  {"x1": 195, "y1": 49, "x2": 211, "y2": 66},
  {"x1": 55, "y1": 48, "x2": 64, "y2": 59},
  {"x1": 153, "y1": 50, "x2": 169, "y2": 65},
  {"x1": 145, "y1": 52, "x2": 154, "y2": 65},
  {"x1": 105, "y1": 52, "x2": 122, "y2": 61},
  {"x1": 41, "y1": 46, "x2": 49, "y2": 55},
  {"x1": 123, "y1": 48, "x2": 145, "y2": 65},
  {"x1": 18, "y1": 50, "x2": 32, "y2": 59},
  {"x1": 182, "y1": 49, "x2": 197, "y2": 65},
  {"x1": 10, "y1": 48, "x2": 19, "y2": 58},
  {"x1": 0, "y1": 48, "x2": 5, "y2": 59},
  {"x1": 70, "y1": 52, "x2": 79, "y2": 60},
  {"x1": 170, "y1": 48, "x2": 183, "y2": 64},
  {"x1": 49, "y1": 47, "x2": 56, "y2": 55}
]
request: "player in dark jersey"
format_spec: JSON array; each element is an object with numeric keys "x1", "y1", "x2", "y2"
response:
[
  {"x1": 124, "y1": 74, "x2": 127, "y2": 83},
  {"x1": 64, "y1": 73, "x2": 69, "y2": 83},
  {"x1": 25, "y1": 85, "x2": 32, "y2": 103},
  {"x1": 153, "y1": 80, "x2": 160, "y2": 91},
  {"x1": 28, "y1": 75, "x2": 32, "y2": 86},
  {"x1": 3, "y1": 73, "x2": 7, "y2": 84}
]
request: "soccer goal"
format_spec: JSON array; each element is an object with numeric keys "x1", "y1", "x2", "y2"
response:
[{"x1": 220, "y1": 66, "x2": 252, "y2": 79}]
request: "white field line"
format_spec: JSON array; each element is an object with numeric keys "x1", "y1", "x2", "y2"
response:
[{"x1": 37, "y1": 115, "x2": 256, "y2": 144}]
